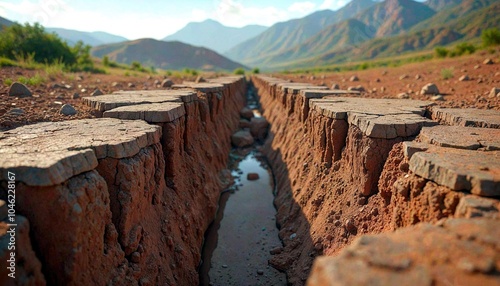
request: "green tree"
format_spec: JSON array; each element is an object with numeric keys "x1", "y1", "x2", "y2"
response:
[
  {"x1": 0, "y1": 23, "x2": 76, "y2": 64},
  {"x1": 252, "y1": 67, "x2": 260, "y2": 74},
  {"x1": 234, "y1": 67, "x2": 245, "y2": 75}
]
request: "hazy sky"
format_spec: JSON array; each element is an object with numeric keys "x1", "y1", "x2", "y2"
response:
[{"x1": 0, "y1": 0, "x2": 359, "y2": 39}]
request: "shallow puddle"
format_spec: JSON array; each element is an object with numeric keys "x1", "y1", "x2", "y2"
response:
[{"x1": 199, "y1": 153, "x2": 286, "y2": 286}]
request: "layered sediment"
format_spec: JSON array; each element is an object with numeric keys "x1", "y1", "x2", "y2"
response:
[
  {"x1": 252, "y1": 75, "x2": 500, "y2": 285},
  {"x1": 0, "y1": 77, "x2": 246, "y2": 285}
]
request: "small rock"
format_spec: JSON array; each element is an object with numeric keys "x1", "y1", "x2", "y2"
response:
[
  {"x1": 421, "y1": 83, "x2": 439, "y2": 95},
  {"x1": 222, "y1": 264, "x2": 228, "y2": 268},
  {"x1": 399, "y1": 74, "x2": 409, "y2": 80},
  {"x1": 128, "y1": 82, "x2": 135, "y2": 88},
  {"x1": 483, "y1": 58, "x2": 494, "y2": 65},
  {"x1": 161, "y1": 79, "x2": 173, "y2": 88},
  {"x1": 55, "y1": 94, "x2": 65, "y2": 99},
  {"x1": 195, "y1": 76, "x2": 206, "y2": 83},
  {"x1": 474, "y1": 65, "x2": 480, "y2": 69},
  {"x1": 375, "y1": 78, "x2": 381, "y2": 82},
  {"x1": 489, "y1": 87, "x2": 500, "y2": 98},
  {"x1": 415, "y1": 74, "x2": 421, "y2": 80},
  {"x1": 8, "y1": 82, "x2": 32, "y2": 98},
  {"x1": 431, "y1": 95, "x2": 445, "y2": 101},
  {"x1": 349, "y1": 75, "x2": 359, "y2": 82},
  {"x1": 247, "y1": 173, "x2": 260, "y2": 180},
  {"x1": 347, "y1": 85, "x2": 365, "y2": 92},
  {"x1": 345, "y1": 219, "x2": 357, "y2": 234},
  {"x1": 459, "y1": 75, "x2": 470, "y2": 81},
  {"x1": 81, "y1": 88, "x2": 87, "y2": 93},
  {"x1": 257, "y1": 270, "x2": 264, "y2": 275},
  {"x1": 8, "y1": 108, "x2": 25, "y2": 115},
  {"x1": 310, "y1": 76, "x2": 316, "y2": 80},
  {"x1": 331, "y1": 83, "x2": 340, "y2": 89},
  {"x1": 240, "y1": 107, "x2": 254, "y2": 120},
  {"x1": 111, "y1": 82, "x2": 121, "y2": 87},
  {"x1": 397, "y1": 93, "x2": 410, "y2": 99},
  {"x1": 290, "y1": 233, "x2": 297, "y2": 240},
  {"x1": 72, "y1": 93, "x2": 80, "y2": 99},
  {"x1": 60, "y1": 104, "x2": 77, "y2": 116},
  {"x1": 91, "y1": 89, "x2": 103, "y2": 96}
]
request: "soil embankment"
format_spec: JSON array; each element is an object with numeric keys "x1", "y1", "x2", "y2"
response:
[
  {"x1": 252, "y1": 75, "x2": 500, "y2": 285},
  {"x1": 0, "y1": 77, "x2": 246, "y2": 285}
]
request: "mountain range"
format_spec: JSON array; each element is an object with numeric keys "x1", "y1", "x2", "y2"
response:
[
  {"x1": 224, "y1": 0, "x2": 498, "y2": 70},
  {"x1": 163, "y1": 19, "x2": 267, "y2": 54},
  {"x1": 45, "y1": 28, "x2": 128, "y2": 46},
  {"x1": 91, "y1": 38, "x2": 246, "y2": 71}
]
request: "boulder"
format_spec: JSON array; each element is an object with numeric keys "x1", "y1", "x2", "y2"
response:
[
  {"x1": 8, "y1": 82, "x2": 32, "y2": 98},
  {"x1": 60, "y1": 104, "x2": 77, "y2": 116},
  {"x1": 161, "y1": 79, "x2": 173, "y2": 88},
  {"x1": 91, "y1": 88, "x2": 104, "y2": 96},
  {"x1": 240, "y1": 107, "x2": 254, "y2": 120},
  {"x1": 231, "y1": 130, "x2": 254, "y2": 147},
  {"x1": 250, "y1": 117, "x2": 269, "y2": 139},
  {"x1": 421, "y1": 83, "x2": 439, "y2": 95},
  {"x1": 239, "y1": 119, "x2": 251, "y2": 128},
  {"x1": 489, "y1": 87, "x2": 500, "y2": 98}
]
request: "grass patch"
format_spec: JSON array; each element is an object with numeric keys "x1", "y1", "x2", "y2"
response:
[
  {"x1": 441, "y1": 68, "x2": 454, "y2": 80},
  {"x1": 16, "y1": 73, "x2": 46, "y2": 86},
  {"x1": 3, "y1": 78, "x2": 13, "y2": 86}
]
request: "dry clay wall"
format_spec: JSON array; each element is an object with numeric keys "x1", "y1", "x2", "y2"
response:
[
  {"x1": 252, "y1": 75, "x2": 500, "y2": 285},
  {"x1": 0, "y1": 77, "x2": 246, "y2": 285}
]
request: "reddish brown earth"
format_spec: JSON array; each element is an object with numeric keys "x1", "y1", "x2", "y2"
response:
[{"x1": 279, "y1": 52, "x2": 500, "y2": 110}]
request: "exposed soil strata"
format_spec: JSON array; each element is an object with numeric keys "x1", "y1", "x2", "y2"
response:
[
  {"x1": 252, "y1": 75, "x2": 500, "y2": 285},
  {"x1": 0, "y1": 76, "x2": 246, "y2": 285}
]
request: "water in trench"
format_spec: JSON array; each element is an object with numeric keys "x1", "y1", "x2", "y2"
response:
[
  {"x1": 199, "y1": 152, "x2": 286, "y2": 285},
  {"x1": 199, "y1": 82, "x2": 285, "y2": 283}
]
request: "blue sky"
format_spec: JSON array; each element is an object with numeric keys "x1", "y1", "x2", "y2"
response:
[{"x1": 0, "y1": 0, "x2": 360, "y2": 39}]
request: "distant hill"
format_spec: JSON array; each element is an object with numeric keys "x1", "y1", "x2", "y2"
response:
[
  {"x1": 91, "y1": 38, "x2": 247, "y2": 71},
  {"x1": 46, "y1": 28, "x2": 128, "y2": 46},
  {"x1": 225, "y1": 0, "x2": 376, "y2": 63},
  {"x1": 163, "y1": 19, "x2": 267, "y2": 54},
  {"x1": 0, "y1": 16, "x2": 14, "y2": 29}
]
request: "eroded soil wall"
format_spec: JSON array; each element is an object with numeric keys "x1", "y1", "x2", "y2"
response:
[
  {"x1": 251, "y1": 76, "x2": 469, "y2": 285},
  {"x1": 0, "y1": 77, "x2": 246, "y2": 285}
]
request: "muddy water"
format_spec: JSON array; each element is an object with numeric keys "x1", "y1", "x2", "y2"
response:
[{"x1": 199, "y1": 153, "x2": 286, "y2": 286}]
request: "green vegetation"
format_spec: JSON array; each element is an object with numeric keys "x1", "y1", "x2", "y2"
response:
[
  {"x1": 482, "y1": 28, "x2": 500, "y2": 46},
  {"x1": 434, "y1": 41, "x2": 477, "y2": 59},
  {"x1": 441, "y1": 68, "x2": 454, "y2": 80},
  {"x1": 252, "y1": 67, "x2": 260, "y2": 74},
  {"x1": 0, "y1": 22, "x2": 104, "y2": 73},
  {"x1": 4, "y1": 73, "x2": 46, "y2": 86},
  {"x1": 233, "y1": 67, "x2": 245, "y2": 75}
]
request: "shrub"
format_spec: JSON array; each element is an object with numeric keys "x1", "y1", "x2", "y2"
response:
[
  {"x1": 252, "y1": 67, "x2": 260, "y2": 74},
  {"x1": 0, "y1": 23, "x2": 76, "y2": 65},
  {"x1": 233, "y1": 67, "x2": 245, "y2": 75},
  {"x1": 482, "y1": 28, "x2": 500, "y2": 47},
  {"x1": 454, "y1": 42, "x2": 476, "y2": 56},
  {"x1": 103, "y1": 56, "x2": 110, "y2": 67},
  {"x1": 435, "y1": 47, "x2": 449, "y2": 58},
  {"x1": 441, "y1": 68, "x2": 454, "y2": 80}
]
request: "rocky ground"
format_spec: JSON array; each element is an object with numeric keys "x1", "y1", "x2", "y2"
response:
[
  {"x1": 278, "y1": 51, "x2": 500, "y2": 110},
  {"x1": 0, "y1": 67, "x2": 214, "y2": 131},
  {"x1": 1, "y1": 52, "x2": 499, "y2": 132}
]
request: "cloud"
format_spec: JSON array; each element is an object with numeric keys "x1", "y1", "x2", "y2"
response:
[
  {"x1": 288, "y1": 1, "x2": 316, "y2": 13},
  {"x1": 319, "y1": 0, "x2": 350, "y2": 10}
]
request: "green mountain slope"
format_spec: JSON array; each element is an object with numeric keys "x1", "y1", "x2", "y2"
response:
[
  {"x1": 91, "y1": 38, "x2": 247, "y2": 71},
  {"x1": 0, "y1": 16, "x2": 14, "y2": 29},
  {"x1": 224, "y1": 0, "x2": 376, "y2": 62},
  {"x1": 424, "y1": 0, "x2": 462, "y2": 11},
  {"x1": 272, "y1": 1, "x2": 499, "y2": 70}
]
